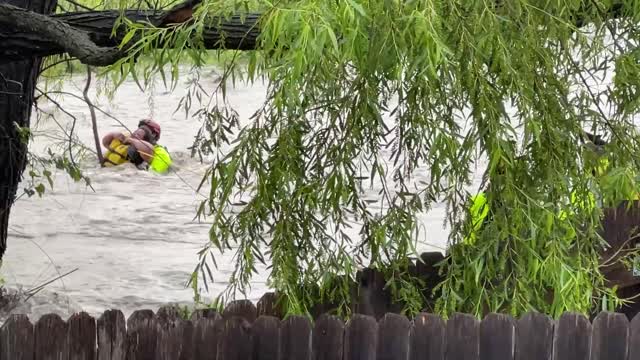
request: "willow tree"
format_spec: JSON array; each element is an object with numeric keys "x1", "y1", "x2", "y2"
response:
[
  {"x1": 3, "y1": 0, "x2": 640, "y2": 319},
  {"x1": 174, "y1": 0, "x2": 640, "y2": 318}
]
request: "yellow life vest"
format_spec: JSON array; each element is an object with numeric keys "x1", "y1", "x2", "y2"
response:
[
  {"x1": 464, "y1": 192, "x2": 490, "y2": 245},
  {"x1": 149, "y1": 145, "x2": 172, "y2": 174},
  {"x1": 103, "y1": 138, "x2": 130, "y2": 167}
]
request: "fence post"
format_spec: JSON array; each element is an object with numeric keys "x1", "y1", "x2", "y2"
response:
[
  {"x1": 257, "y1": 292, "x2": 282, "y2": 318},
  {"x1": 252, "y1": 316, "x2": 280, "y2": 360},
  {"x1": 629, "y1": 314, "x2": 640, "y2": 359},
  {"x1": 410, "y1": 313, "x2": 444, "y2": 360},
  {"x1": 312, "y1": 313, "x2": 344, "y2": 360},
  {"x1": 280, "y1": 315, "x2": 312, "y2": 360},
  {"x1": 223, "y1": 300, "x2": 257, "y2": 323},
  {"x1": 0, "y1": 314, "x2": 34, "y2": 360},
  {"x1": 344, "y1": 314, "x2": 378, "y2": 360},
  {"x1": 34, "y1": 313, "x2": 68, "y2": 360},
  {"x1": 155, "y1": 306, "x2": 188, "y2": 360},
  {"x1": 191, "y1": 309, "x2": 223, "y2": 360},
  {"x1": 376, "y1": 313, "x2": 410, "y2": 360},
  {"x1": 97, "y1": 309, "x2": 126, "y2": 360},
  {"x1": 552, "y1": 312, "x2": 591, "y2": 360},
  {"x1": 479, "y1": 313, "x2": 514, "y2": 360},
  {"x1": 217, "y1": 316, "x2": 252, "y2": 360},
  {"x1": 445, "y1": 313, "x2": 479, "y2": 360},
  {"x1": 590, "y1": 312, "x2": 629, "y2": 360},
  {"x1": 67, "y1": 312, "x2": 97, "y2": 360},
  {"x1": 126, "y1": 310, "x2": 158, "y2": 360},
  {"x1": 514, "y1": 312, "x2": 553, "y2": 360}
]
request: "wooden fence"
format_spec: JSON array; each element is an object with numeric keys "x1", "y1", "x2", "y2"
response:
[{"x1": 1, "y1": 296, "x2": 639, "y2": 359}]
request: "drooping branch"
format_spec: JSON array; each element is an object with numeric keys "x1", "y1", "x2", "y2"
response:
[{"x1": 0, "y1": 6, "x2": 261, "y2": 65}]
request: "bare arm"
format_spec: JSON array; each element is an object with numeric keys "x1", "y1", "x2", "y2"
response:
[
  {"x1": 102, "y1": 131, "x2": 125, "y2": 148},
  {"x1": 124, "y1": 137, "x2": 155, "y2": 162}
]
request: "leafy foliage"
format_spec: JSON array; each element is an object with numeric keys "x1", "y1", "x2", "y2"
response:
[{"x1": 41, "y1": 0, "x2": 640, "y2": 319}]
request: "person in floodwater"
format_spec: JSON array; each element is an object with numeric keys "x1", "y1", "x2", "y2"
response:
[
  {"x1": 101, "y1": 119, "x2": 173, "y2": 173},
  {"x1": 464, "y1": 131, "x2": 637, "y2": 244}
]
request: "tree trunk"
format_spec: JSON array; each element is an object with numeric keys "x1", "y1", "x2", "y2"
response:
[{"x1": 0, "y1": 0, "x2": 57, "y2": 260}]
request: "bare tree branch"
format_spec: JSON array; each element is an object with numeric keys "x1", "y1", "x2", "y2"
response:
[{"x1": 84, "y1": 67, "x2": 104, "y2": 164}]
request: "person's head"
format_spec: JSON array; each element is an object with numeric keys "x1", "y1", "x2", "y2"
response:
[
  {"x1": 582, "y1": 131, "x2": 609, "y2": 176},
  {"x1": 132, "y1": 119, "x2": 162, "y2": 144}
]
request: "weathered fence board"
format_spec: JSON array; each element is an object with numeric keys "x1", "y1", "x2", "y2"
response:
[
  {"x1": 590, "y1": 312, "x2": 629, "y2": 360},
  {"x1": 377, "y1": 313, "x2": 411, "y2": 360},
  {"x1": 155, "y1": 306, "x2": 187, "y2": 360},
  {"x1": 280, "y1": 315, "x2": 312, "y2": 360},
  {"x1": 223, "y1": 300, "x2": 257, "y2": 324},
  {"x1": 0, "y1": 314, "x2": 34, "y2": 360},
  {"x1": 217, "y1": 316, "x2": 252, "y2": 360},
  {"x1": 410, "y1": 313, "x2": 445, "y2": 360},
  {"x1": 126, "y1": 310, "x2": 158, "y2": 360},
  {"x1": 445, "y1": 313, "x2": 479, "y2": 360},
  {"x1": 552, "y1": 312, "x2": 592, "y2": 360},
  {"x1": 191, "y1": 309, "x2": 223, "y2": 360},
  {"x1": 97, "y1": 309, "x2": 126, "y2": 360},
  {"x1": 10, "y1": 298, "x2": 640, "y2": 359},
  {"x1": 257, "y1": 292, "x2": 281, "y2": 318},
  {"x1": 252, "y1": 315, "x2": 280, "y2": 360},
  {"x1": 344, "y1": 314, "x2": 378, "y2": 360},
  {"x1": 480, "y1": 313, "x2": 514, "y2": 360},
  {"x1": 67, "y1": 311, "x2": 96, "y2": 360},
  {"x1": 629, "y1": 314, "x2": 640, "y2": 360},
  {"x1": 35, "y1": 313, "x2": 68, "y2": 360},
  {"x1": 514, "y1": 312, "x2": 553, "y2": 360},
  {"x1": 312, "y1": 314, "x2": 344, "y2": 360}
]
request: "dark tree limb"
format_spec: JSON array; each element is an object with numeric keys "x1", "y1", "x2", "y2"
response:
[
  {"x1": 0, "y1": 7, "x2": 261, "y2": 65},
  {"x1": 0, "y1": 3, "x2": 124, "y2": 66}
]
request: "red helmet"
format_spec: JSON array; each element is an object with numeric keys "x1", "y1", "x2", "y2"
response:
[{"x1": 138, "y1": 119, "x2": 161, "y2": 141}]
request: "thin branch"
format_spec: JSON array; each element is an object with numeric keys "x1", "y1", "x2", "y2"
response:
[
  {"x1": 35, "y1": 88, "x2": 130, "y2": 131},
  {"x1": 84, "y1": 66, "x2": 104, "y2": 164},
  {"x1": 39, "y1": 56, "x2": 78, "y2": 75},
  {"x1": 65, "y1": 0, "x2": 94, "y2": 11},
  {"x1": 33, "y1": 90, "x2": 80, "y2": 165}
]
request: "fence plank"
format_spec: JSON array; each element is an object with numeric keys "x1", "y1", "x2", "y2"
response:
[
  {"x1": 312, "y1": 314, "x2": 344, "y2": 360},
  {"x1": 445, "y1": 313, "x2": 479, "y2": 360},
  {"x1": 191, "y1": 309, "x2": 223, "y2": 360},
  {"x1": 217, "y1": 316, "x2": 252, "y2": 360},
  {"x1": 257, "y1": 293, "x2": 281, "y2": 318},
  {"x1": 344, "y1": 314, "x2": 378, "y2": 360},
  {"x1": 126, "y1": 309, "x2": 158, "y2": 360},
  {"x1": 410, "y1": 313, "x2": 445, "y2": 360},
  {"x1": 280, "y1": 315, "x2": 312, "y2": 360},
  {"x1": 480, "y1": 313, "x2": 514, "y2": 360},
  {"x1": 377, "y1": 313, "x2": 411, "y2": 360},
  {"x1": 97, "y1": 309, "x2": 126, "y2": 360},
  {"x1": 155, "y1": 306, "x2": 188, "y2": 360},
  {"x1": 552, "y1": 312, "x2": 591, "y2": 360},
  {"x1": 629, "y1": 313, "x2": 640, "y2": 360},
  {"x1": 0, "y1": 314, "x2": 34, "y2": 360},
  {"x1": 515, "y1": 312, "x2": 553, "y2": 360},
  {"x1": 252, "y1": 315, "x2": 280, "y2": 360},
  {"x1": 182, "y1": 316, "x2": 194, "y2": 360},
  {"x1": 34, "y1": 313, "x2": 68, "y2": 360},
  {"x1": 223, "y1": 300, "x2": 258, "y2": 323},
  {"x1": 590, "y1": 312, "x2": 629, "y2": 360},
  {"x1": 68, "y1": 312, "x2": 97, "y2": 360}
]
